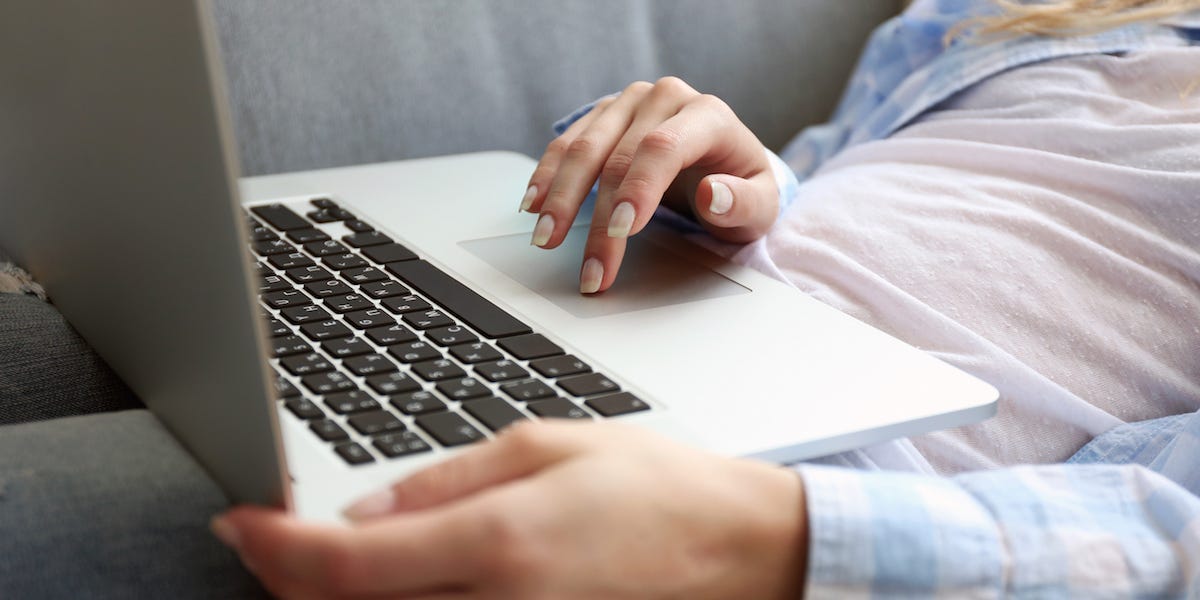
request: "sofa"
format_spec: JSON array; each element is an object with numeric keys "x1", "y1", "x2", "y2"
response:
[{"x1": 0, "y1": 1, "x2": 900, "y2": 596}]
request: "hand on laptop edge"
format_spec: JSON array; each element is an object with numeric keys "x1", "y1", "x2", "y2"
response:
[
  {"x1": 520, "y1": 77, "x2": 781, "y2": 295},
  {"x1": 212, "y1": 420, "x2": 807, "y2": 599}
]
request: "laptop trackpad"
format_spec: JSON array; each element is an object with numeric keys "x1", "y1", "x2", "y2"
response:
[{"x1": 460, "y1": 225, "x2": 749, "y2": 319}]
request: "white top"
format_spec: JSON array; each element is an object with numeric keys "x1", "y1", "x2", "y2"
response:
[{"x1": 738, "y1": 47, "x2": 1200, "y2": 473}]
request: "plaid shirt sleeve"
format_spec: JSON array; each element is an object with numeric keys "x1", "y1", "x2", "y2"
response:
[{"x1": 799, "y1": 411, "x2": 1200, "y2": 598}]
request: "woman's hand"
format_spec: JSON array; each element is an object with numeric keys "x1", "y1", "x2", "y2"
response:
[
  {"x1": 521, "y1": 77, "x2": 780, "y2": 294},
  {"x1": 213, "y1": 421, "x2": 807, "y2": 599}
]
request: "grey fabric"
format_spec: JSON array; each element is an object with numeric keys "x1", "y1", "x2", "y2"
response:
[
  {"x1": 0, "y1": 410, "x2": 267, "y2": 599},
  {"x1": 212, "y1": 0, "x2": 900, "y2": 176},
  {"x1": 0, "y1": 292, "x2": 141, "y2": 425}
]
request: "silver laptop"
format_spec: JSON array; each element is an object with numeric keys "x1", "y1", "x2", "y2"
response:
[{"x1": 0, "y1": 1, "x2": 997, "y2": 521}]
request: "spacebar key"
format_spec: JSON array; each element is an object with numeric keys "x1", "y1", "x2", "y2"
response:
[{"x1": 385, "y1": 260, "x2": 531, "y2": 339}]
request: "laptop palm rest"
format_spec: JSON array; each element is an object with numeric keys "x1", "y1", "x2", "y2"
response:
[{"x1": 460, "y1": 225, "x2": 750, "y2": 319}]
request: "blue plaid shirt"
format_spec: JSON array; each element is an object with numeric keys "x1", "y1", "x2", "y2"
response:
[{"x1": 788, "y1": 1, "x2": 1200, "y2": 597}]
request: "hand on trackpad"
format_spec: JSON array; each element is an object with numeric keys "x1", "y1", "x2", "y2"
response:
[{"x1": 460, "y1": 225, "x2": 748, "y2": 319}]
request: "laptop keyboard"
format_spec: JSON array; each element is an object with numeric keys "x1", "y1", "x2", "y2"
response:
[{"x1": 249, "y1": 198, "x2": 650, "y2": 466}]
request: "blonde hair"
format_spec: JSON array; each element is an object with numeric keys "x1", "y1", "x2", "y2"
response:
[{"x1": 957, "y1": 0, "x2": 1200, "y2": 40}]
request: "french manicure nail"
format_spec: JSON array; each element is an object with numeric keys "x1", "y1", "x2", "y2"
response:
[
  {"x1": 210, "y1": 516, "x2": 241, "y2": 550},
  {"x1": 343, "y1": 488, "x2": 395, "y2": 521},
  {"x1": 532, "y1": 213, "x2": 555, "y2": 247},
  {"x1": 709, "y1": 180, "x2": 733, "y2": 215},
  {"x1": 607, "y1": 202, "x2": 635, "y2": 238},
  {"x1": 520, "y1": 185, "x2": 537, "y2": 212},
  {"x1": 580, "y1": 258, "x2": 603, "y2": 294}
]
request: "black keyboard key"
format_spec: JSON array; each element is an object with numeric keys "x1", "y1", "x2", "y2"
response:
[
  {"x1": 344, "y1": 308, "x2": 395, "y2": 330},
  {"x1": 391, "y1": 391, "x2": 447, "y2": 415},
  {"x1": 365, "y1": 324, "x2": 418, "y2": 346},
  {"x1": 345, "y1": 219, "x2": 374, "y2": 233},
  {"x1": 473, "y1": 359, "x2": 529, "y2": 383},
  {"x1": 380, "y1": 339, "x2": 439, "y2": 364},
  {"x1": 273, "y1": 373, "x2": 301, "y2": 398},
  {"x1": 365, "y1": 371, "x2": 422, "y2": 395},
  {"x1": 252, "y1": 204, "x2": 310, "y2": 231},
  {"x1": 280, "y1": 353, "x2": 333, "y2": 376},
  {"x1": 249, "y1": 224, "x2": 278, "y2": 242},
  {"x1": 360, "y1": 280, "x2": 409, "y2": 299},
  {"x1": 426, "y1": 325, "x2": 479, "y2": 347},
  {"x1": 343, "y1": 353, "x2": 398, "y2": 376},
  {"x1": 386, "y1": 260, "x2": 531, "y2": 339},
  {"x1": 324, "y1": 390, "x2": 380, "y2": 414},
  {"x1": 462, "y1": 397, "x2": 527, "y2": 432},
  {"x1": 268, "y1": 252, "x2": 315, "y2": 271},
  {"x1": 497, "y1": 334, "x2": 564, "y2": 360},
  {"x1": 263, "y1": 289, "x2": 312, "y2": 310},
  {"x1": 344, "y1": 231, "x2": 393, "y2": 248},
  {"x1": 558, "y1": 373, "x2": 619, "y2": 397},
  {"x1": 303, "y1": 279, "x2": 351, "y2": 298},
  {"x1": 323, "y1": 253, "x2": 368, "y2": 270},
  {"x1": 362, "y1": 243, "x2": 417, "y2": 264},
  {"x1": 330, "y1": 208, "x2": 356, "y2": 221},
  {"x1": 347, "y1": 411, "x2": 405, "y2": 436},
  {"x1": 386, "y1": 260, "x2": 532, "y2": 340},
  {"x1": 302, "y1": 371, "x2": 358, "y2": 395},
  {"x1": 280, "y1": 304, "x2": 333, "y2": 325},
  {"x1": 251, "y1": 239, "x2": 295, "y2": 256},
  {"x1": 311, "y1": 197, "x2": 338, "y2": 210},
  {"x1": 381, "y1": 295, "x2": 431, "y2": 314},
  {"x1": 342, "y1": 266, "x2": 388, "y2": 285},
  {"x1": 259, "y1": 274, "x2": 291, "y2": 293},
  {"x1": 284, "y1": 397, "x2": 324, "y2": 420},
  {"x1": 373, "y1": 431, "x2": 433, "y2": 458},
  {"x1": 412, "y1": 359, "x2": 465, "y2": 381},
  {"x1": 448, "y1": 342, "x2": 503, "y2": 364},
  {"x1": 334, "y1": 442, "x2": 375, "y2": 465},
  {"x1": 323, "y1": 337, "x2": 374, "y2": 359},
  {"x1": 416, "y1": 412, "x2": 485, "y2": 447},
  {"x1": 271, "y1": 335, "x2": 312, "y2": 358},
  {"x1": 310, "y1": 419, "x2": 350, "y2": 442},
  {"x1": 286, "y1": 228, "x2": 330, "y2": 244},
  {"x1": 299, "y1": 319, "x2": 353, "y2": 342},
  {"x1": 325, "y1": 293, "x2": 374, "y2": 313},
  {"x1": 305, "y1": 240, "x2": 349, "y2": 257},
  {"x1": 529, "y1": 355, "x2": 591, "y2": 378},
  {"x1": 308, "y1": 208, "x2": 340, "y2": 223},
  {"x1": 585, "y1": 392, "x2": 650, "y2": 417},
  {"x1": 499, "y1": 379, "x2": 556, "y2": 402},
  {"x1": 286, "y1": 265, "x2": 334, "y2": 284},
  {"x1": 436, "y1": 377, "x2": 490, "y2": 401},
  {"x1": 402, "y1": 310, "x2": 454, "y2": 330},
  {"x1": 265, "y1": 317, "x2": 291, "y2": 337},
  {"x1": 527, "y1": 397, "x2": 591, "y2": 420}
]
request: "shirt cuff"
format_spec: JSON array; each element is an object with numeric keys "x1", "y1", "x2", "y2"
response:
[{"x1": 798, "y1": 464, "x2": 1006, "y2": 598}]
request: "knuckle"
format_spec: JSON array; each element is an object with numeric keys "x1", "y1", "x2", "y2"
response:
[
  {"x1": 565, "y1": 136, "x2": 600, "y2": 161},
  {"x1": 476, "y1": 508, "x2": 547, "y2": 584},
  {"x1": 544, "y1": 137, "x2": 570, "y2": 157},
  {"x1": 639, "y1": 128, "x2": 682, "y2": 156},
  {"x1": 600, "y1": 152, "x2": 635, "y2": 183},
  {"x1": 695, "y1": 93, "x2": 732, "y2": 116},
  {"x1": 654, "y1": 75, "x2": 689, "y2": 93},
  {"x1": 625, "y1": 80, "x2": 653, "y2": 95}
]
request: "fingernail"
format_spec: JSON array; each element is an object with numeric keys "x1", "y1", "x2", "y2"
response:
[
  {"x1": 210, "y1": 516, "x2": 241, "y2": 550},
  {"x1": 520, "y1": 185, "x2": 537, "y2": 212},
  {"x1": 531, "y1": 213, "x2": 555, "y2": 247},
  {"x1": 709, "y1": 180, "x2": 733, "y2": 215},
  {"x1": 343, "y1": 488, "x2": 395, "y2": 521},
  {"x1": 607, "y1": 202, "x2": 635, "y2": 238},
  {"x1": 580, "y1": 257, "x2": 603, "y2": 294}
]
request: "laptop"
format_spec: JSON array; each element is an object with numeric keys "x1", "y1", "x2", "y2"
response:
[{"x1": 0, "y1": 1, "x2": 997, "y2": 521}]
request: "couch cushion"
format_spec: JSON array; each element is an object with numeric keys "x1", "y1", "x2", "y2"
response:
[{"x1": 212, "y1": 0, "x2": 900, "y2": 175}]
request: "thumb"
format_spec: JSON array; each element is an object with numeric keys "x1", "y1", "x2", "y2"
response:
[{"x1": 693, "y1": 171, "x2": 779, "y2": 243}]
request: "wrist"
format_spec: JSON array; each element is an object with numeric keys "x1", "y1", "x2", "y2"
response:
[{"x1": 730, "y1": 459, "x2": 808, "y2": 599}]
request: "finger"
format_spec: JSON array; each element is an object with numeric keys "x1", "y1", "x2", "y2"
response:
[
  {"x1": 216, "y1": 504, "x2": 482, "y2": 597},
  {"x1": 691, "y1": 170, "x2": 780, "y2": 243},
  {"x1": 532, "y1": 81, "x2": 654, "y2": 249},
  {"x1": 582, "y1": 95, "x2": 762, "y2": 292},
  {"x1": 520, "y1": 94, "x2": 615, "y2": 213},
  {"x1": 345, "y1": 421, "x2": 588, "y2": 520}
]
